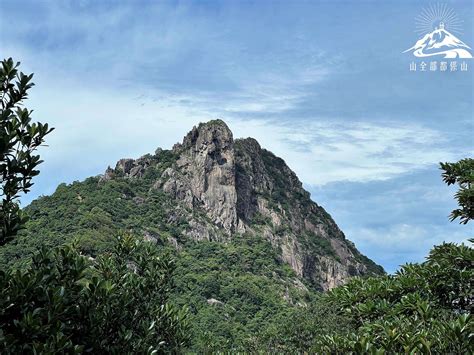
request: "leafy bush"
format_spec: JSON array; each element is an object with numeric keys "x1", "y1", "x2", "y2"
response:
[
  {"x1": 440, "y1": 158, "x2": 474, "y2": 224},
  {"x1": 1, "y1": 58, "x2": 53, "y2": 244},
  {"x1": 260, "y1": 240, "x2": 473, "y2": 353},
  {"x1": 0, "y1": 235, "x2": 190, "y2": 353}
]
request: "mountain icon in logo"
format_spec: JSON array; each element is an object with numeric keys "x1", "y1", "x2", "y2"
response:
[{"x1": 404, "y1": 22, "x2": 473, "y2": 59}]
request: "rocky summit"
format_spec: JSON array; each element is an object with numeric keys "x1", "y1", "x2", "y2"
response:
[
  {"x1": 0, "y1": 118, "x2": 385, "y2": 349},
  {"x1": 103, "y1": 119, "x2": 383, "y2": 290}
]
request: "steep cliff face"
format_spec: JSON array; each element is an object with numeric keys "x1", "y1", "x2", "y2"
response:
[
  {"x1": 167, "y1": 122, "x2": 239, "y2": 234},
  {"x1": 109, "y1": 119, "x2": 382, "y2": 290},
  {"x1": 233, "y1": 135, "x2": 379, "y2": 290}
]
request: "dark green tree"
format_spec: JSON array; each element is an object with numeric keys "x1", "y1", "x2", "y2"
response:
[
  {"x1": 0, "y1": 235, "x2": 190, "y2": 353},
  {"x1": 440, "y1": 158, "x2": 474, "y2": 224},
  {"x1": 260, "y1": 240, "x2": 473, "y2": 353},
  {"x1": 1, "y1": 58, "x2": 54, "y2": 245}
]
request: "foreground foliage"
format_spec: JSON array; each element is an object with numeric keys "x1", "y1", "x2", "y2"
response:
[
  {"x1": 0, "y1": 235, "x2": 190, "y2": 353},
  {"x1": 0, "y1": 58, "x2": 53, "y2": 245},
  {"x1": 440, "y1": 158, "x2": 474, "y2": 224},
  {"x1": 259, "y1": 240, "x2": 473, "y2": 353},
  {"x1": 1, "y1": 235, "x2": 471, "y2": 354}
]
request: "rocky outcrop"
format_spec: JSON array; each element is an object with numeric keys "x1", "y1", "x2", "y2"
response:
[
  {"x1": 112, "y1": 156, "x2": 152, "y2": 179},
  {"x1": 116, "y1": 158, "x2": 135, "y2": 175},
  {"x1": 100, "y1": 167, "x2": 115, "y2": 181},
  {"x1": 170, "y1": 121, "x2": 239, "y2": 234},
  {"x1": 207, "y1": 298, "x2": 224, "y2": 306},
  {"x1": 103, "y1": 119, "x2": 384, "y2": 290}
]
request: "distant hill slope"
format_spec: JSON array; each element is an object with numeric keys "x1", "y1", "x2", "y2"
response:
[
  {"x1": 0, "y1": 119, "x2": 383, "y2": 348},
  {"x1": 1, "y1": 119, "x2": 382, "y2": 284}
]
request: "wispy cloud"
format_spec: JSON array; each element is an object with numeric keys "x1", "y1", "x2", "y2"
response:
[
  {"x1": 228, "y1": 119, "x2": 459, "y2": 186},
  {"x1": 347, "y1": 223, "x2": 470, "y2": 273}
]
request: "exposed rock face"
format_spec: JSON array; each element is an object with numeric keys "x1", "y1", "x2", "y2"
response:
[
  {"x1": 170, "y1": 121, "x2": 239, "y2": 234},
  {"x1": 100, "y1": 167, "x2": 115, "y2": 181},
  {"x1": 207, "y1": 298, "x2": 224, "y2": 306},
  {"x1": 114, "y1": 156, "x2": 150, "y2": 179},
  {"x1": 116, "y1": 159, "x2": 135, "y2": 175},
  {"x1": 147, "y1": 121, "x2": 240, "y2": 235},
  {"x1": 105, "y1": 119, "x2": 383, "y2": 290}
]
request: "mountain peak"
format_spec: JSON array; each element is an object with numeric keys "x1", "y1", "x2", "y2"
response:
[
  {"x1": 166, "y1": 120, "x2": 383, "y2": 289},
  {"x1": 103, "y1": 119, "x2": 383, "y2": 290},
  {"x1": 198, "y1": 118, "x2": 229, "y2": 129},
  {"x1": 174, "y1": 119, "x2": 233, "y2": 152}
]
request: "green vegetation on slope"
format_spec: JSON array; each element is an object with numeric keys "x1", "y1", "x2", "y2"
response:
[
  {"x1": 172, "y1": 235, "x2": 310, "y2": 351},
  {"x1": 0, "y1": 169, "x2": 312, "y2": 351}
]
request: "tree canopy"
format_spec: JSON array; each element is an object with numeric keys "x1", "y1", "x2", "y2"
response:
[
  {"x1": 0, "y1": 235, "x2": 190, "y2": 353},
  {"x1": 0, "y1": 58, "x2": 53, "y2": 245},
  {"x1": 440, "y1": 158, "x2": 474, "y2": 224}
]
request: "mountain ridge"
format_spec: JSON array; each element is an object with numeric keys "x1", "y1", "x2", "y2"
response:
[
  {"x1": 0, "y1": 119, "x2": 383, "y2": 292},
  {"x1": 100, "y1": 119, "x2": 383, "y2": 290},
  {"x1": 0, "y1": 118, "x2": 384, "y2": 348}
]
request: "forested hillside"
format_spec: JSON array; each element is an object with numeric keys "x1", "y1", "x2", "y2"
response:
[{"x1": 0, "y1": 120, "x2": 383, "y2": 350}]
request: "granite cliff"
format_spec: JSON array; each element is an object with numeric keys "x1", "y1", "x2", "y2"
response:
[{"x1": 103, "y1": 119, "x2": 383, "y2": 290}]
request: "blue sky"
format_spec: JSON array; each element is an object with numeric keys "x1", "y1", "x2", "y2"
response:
[{"x1": 1, "y1": 0, "x2": 473, "y2": 272}]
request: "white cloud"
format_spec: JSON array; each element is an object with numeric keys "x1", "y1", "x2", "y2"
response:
[
  {"x1": 226, "y1": 118, "x2": 459, "y2": 186},
  {"x1": 346, "y1": 223, "x2": 471, "y2": 273},
  {"x1": 28, "y1": 75, "x2": 457, "y2": 190}
]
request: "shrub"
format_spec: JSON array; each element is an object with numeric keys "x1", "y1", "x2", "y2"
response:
[{"x1": 0, "y1": 235, "x2": 190, "y2": 353}]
